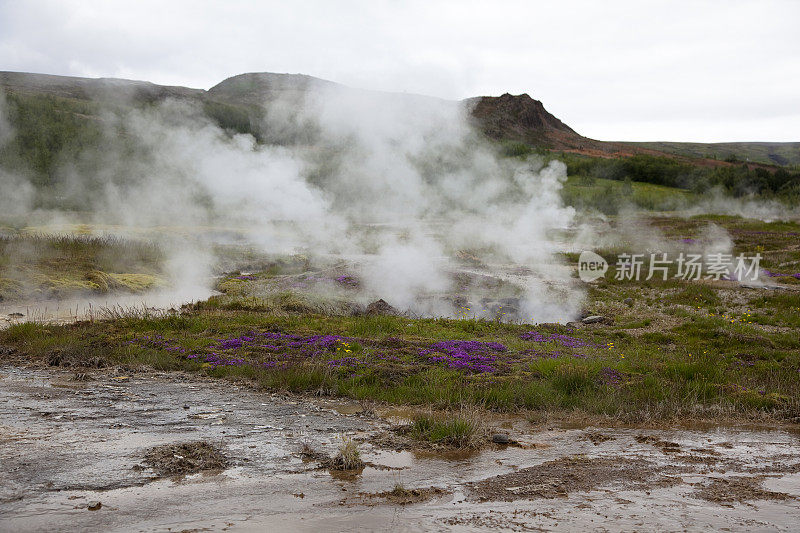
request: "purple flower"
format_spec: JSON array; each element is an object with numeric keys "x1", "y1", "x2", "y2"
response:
[
  {"x1": 419, "y1": 340, "x2": 506, "y2": 373},
  {"x1": 520, "y1": 331, "x2": 596, "y2": 348},
  {"x1": 335, "y1": 275, "x2": 359, "y2": 287},
  {"x1": 599, "y1": 367, "x2": 624, "y2": 387},
  {"x1": 761, "y1": 269, "x2": 800, "y2": 279}
]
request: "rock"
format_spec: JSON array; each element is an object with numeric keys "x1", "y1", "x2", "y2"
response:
[
  {"x1": 491, "y1": 433, "x2": 510, "y2": 444},
  {"x1": 582, "y1": 315, "x2": 605, "y2": 324},
  {"x1": 623, "y1": 298, "x2": 633, "y2": 306},
  {"x1": 183, "y1": 404, "x2": 190, "y2": 410},
  {"x1": 365, "y1": 299, "x2": 398, "y2": 316},
  {"x1": 485, "y1": 300, "x2": 519, "y2": 317},
  {"x1": 87, "y1": 501, "x2": 102, "y2": 511}
]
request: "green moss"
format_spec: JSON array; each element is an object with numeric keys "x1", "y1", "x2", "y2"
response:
[
  {"x1": 0, "y1": 234, "x2": 165, "y2": 301},
  {"x1": 107, "y1": 273, "x2": 164, "y2": 292}
]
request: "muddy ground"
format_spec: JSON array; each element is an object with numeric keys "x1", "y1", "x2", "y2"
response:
[{"x1": 1, "y1": 366, "x2": 799, "y2": 532}]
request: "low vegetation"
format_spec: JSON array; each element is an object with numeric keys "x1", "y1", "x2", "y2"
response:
[
  {"x1": 556, "y1": 153, "x2": 800, "y2": 200},
  {"x1": 1, "y1": 215, "x2": 798, "y2": 423},
  {"x1": 330, "y1": 436, "x2": 364, "y2": 470},
  {"x1": 0, "y1": 233, "x2": 165, "y2": 301},
  {"x1": 408, "y1": 411, "x2": 482, "y2": 448}
]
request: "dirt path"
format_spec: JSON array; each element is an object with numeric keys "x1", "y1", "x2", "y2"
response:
[{"x1": 1, "y1": 366, "x2": 799, "y2": 532}]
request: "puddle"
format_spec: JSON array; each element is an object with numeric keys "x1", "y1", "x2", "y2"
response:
[
  {"x1": 368, "y1": 449, "x2": 415, "y2": 469},
  {"x1": 0, "y1": 287, "x2": 216, "y2": 328},
  {"x1": 330, "y1": 403, "x2": 364, "y2": 416},
  {"x1": 1, "y1": 366, "x2": 799, "y2": 531},
  {"x1": 375, "y1": 406, "x2": 418, "y2": 425}
]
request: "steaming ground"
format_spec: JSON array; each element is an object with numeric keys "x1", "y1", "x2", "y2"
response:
[
  {"x1": 2, "y1": 82, "x2": 798, "y2": 322},
  {"x1": 0, "y1": 83, "x2": 586, "y2": 322}
]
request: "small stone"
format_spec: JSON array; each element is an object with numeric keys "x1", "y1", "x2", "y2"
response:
[
  {"x1": 623, "y1": 298, "x2": 633, "y2": 306},
  {"x1": 87, "y1": 501, "x2": 102, "y2": 511},
  {"x1": 491, "y1": 433, "x2": 510, "y2": 444},
  {"x1": 582, "y1": 315, "x2": 605, "y2": 324},
  {"x1": 183, "y1": 404, "x2": 190, "y2": 410},
  {"x1": 365, "y1": 299, "x2": 399, "y2": 316}
]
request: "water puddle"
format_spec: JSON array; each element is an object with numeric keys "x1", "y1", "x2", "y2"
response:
[{"x1": 0, "y1": 286, "x2": 216, "y2": 328}]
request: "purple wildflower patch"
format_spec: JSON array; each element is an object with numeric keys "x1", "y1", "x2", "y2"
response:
[
  {"x1": 335, "y1": 275, "x2": 359, "y2": 287},
  {"x1": 520, "y1": 330, "x2": 597, "y2": 348},
  {"x1": 127, "y1": 330, "x2": 355, "y2": 371},
  {"x1": 419, "y1": 340, "x2": 506, "y2": 373},
  {"x1": 599, "y1": 367, "x2": 625, "y2": 387},
  {"x1": 128, "y1": 328, "x2": 605, "y2": 378},
  {"x1": 761, "y1": 269, "x2": 800, "y2": 279}
]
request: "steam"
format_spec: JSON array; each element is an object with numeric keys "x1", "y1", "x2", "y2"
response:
[
  {"x1": 1, "y1": 83, "x2": 583, "y2": 322},
  {"x1": 0, "y1": 90, "x2": 35, "y2": 217},
  {"x1": 686, "y1": 187, "x2": 798, "y2": 223},
  {"x1": 8, "y1": 77, "x2": 793, "y2": 323},
  {"x1": 0, "y1": 90, "x2": 10, "y2": 145},
  {"x1": 7, "y1": 78, "x2": 793, "y2": 322}
]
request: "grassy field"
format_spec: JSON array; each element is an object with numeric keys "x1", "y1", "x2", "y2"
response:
[
  {"x1": 562, "y1": 175, "x2": 694, "y2": 213},
  {"x1": 2, "y1": 214, "x2": 799, "y2": 423},
  {"x1": 619, "y1": 141, "x2": 800, "y2": 167},
  {"x1": 0, "y1": 233, "x2": 165, "y2": 300}
]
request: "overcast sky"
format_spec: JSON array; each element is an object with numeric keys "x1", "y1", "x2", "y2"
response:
[{"x1": 1, "y1": 0, "x2": 798, "y2": 142}]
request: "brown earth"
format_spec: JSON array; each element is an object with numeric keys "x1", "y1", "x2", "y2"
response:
[
  {"x1": 143, "y1": 441, "x2": 228, "y2": 477},
  {"x1": 695, "y1": 475, "x2": 795, "y2": 504},
  {"x1": 2, "y1": 366, "x2": 800, "y2": 531},
  {"x1": 468, "y1": 455, "x2": 683, "y2": 501}
]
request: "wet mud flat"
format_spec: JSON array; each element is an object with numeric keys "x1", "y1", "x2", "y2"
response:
[{"x1": 1, "y1": 367, "x2": 799, "y2": 532}]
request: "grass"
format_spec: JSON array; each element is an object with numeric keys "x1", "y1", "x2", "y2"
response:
[
  {"x1": 0, "y1": 233, "x2": 165, "y2": 300},
  {"x1": 1, "y1": 214, "x2": 799, "y2": 423},
  {"x1": 562, "y1": 175, "x2": 694, "y2": 213},
  {"x1": 408, "y1": 411, "x2": 481, "y2": 447},
  {"x1": 2, "y1": 299, "x2": 797, "y2": 421},
  {"x1": 618, "y1": 140, "x2": 800, "y2": 167},
  {"x1": 330, "y1": 436, "x2": 364, "y2": 470}
]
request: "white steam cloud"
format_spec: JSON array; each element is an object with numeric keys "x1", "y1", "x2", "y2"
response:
[
  {"x1": 2, "y1": 84, "x2": 582, "y2": 322},
  {"x1": 0, "y1": 90, "x2": 35, "y2": 217}
]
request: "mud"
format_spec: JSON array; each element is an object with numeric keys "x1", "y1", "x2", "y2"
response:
[
  {"x1": 468, "y1": 456, "x2": 682, "y2": 501},
  {"x1": 348, "y1": 486, "x2": 451, "y2": 506},
  {"x1": 143, "y1": 441, "x2": 228, "y2": 477},
  {"x1": 695, "y1": 475, "x2": 795, "y2": 505},
  {"x1": 2, "y1": 366, "x2": 800, "y2": 532}
]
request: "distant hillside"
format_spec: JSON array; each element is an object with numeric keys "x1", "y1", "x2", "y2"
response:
[
  {"x1": 466, "y1": 93, "x2": 580, "y2": 148},
  {"x1": 616, "y1": 141, "x2": 800, "y2": 167},
  {"x1": 207, "y1": 72, "x2": 336, "y2": 106},
  {"x1": 0, "y1": 71, "x2": 202, "y2": 104},
  {"x1": 0, "y1": 70, "x2": 796, "y2": 169},
  {"x1": 1, "y1": 70, "x2": 798, "y2": 209}
]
